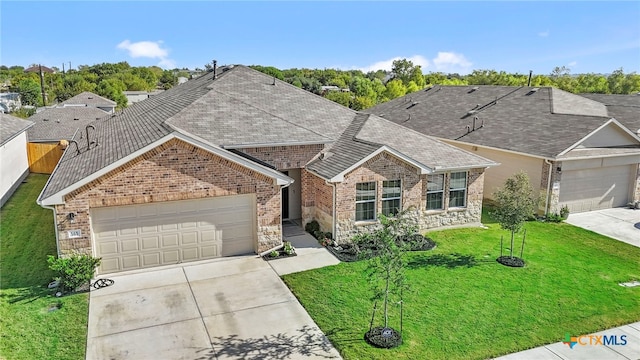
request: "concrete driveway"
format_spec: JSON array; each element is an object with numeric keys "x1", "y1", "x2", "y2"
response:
[
  {"x1": 86, "y1": 256, "x2": 341, "y2": 359},
  {"x1": 566, "y1": 207, "x2": 640, "y2": 248}
]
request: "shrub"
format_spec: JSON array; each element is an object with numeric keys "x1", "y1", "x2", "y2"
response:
[
  {"x1": 283, "y1": 241, "x2": 295, "y2": 255},
  {"x1": 560, "y1": 205, "x2": 570, "y2": 219},
  {"x1": 269, "y1": 250, "x2": 279, "y2": 258},
  {"x1": 305, "y1": 220, "x2": 320, "y2": 236},
  {"x1": 47, "y1": 253, "x2": 101, "y2": 292}
]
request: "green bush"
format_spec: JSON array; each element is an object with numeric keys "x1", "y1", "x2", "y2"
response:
[
  {"x1": 47, "y1": 253, "x2": 101, "y2": 292},
  {"x1": 305, "y1": 220, "x2": 320, "y2": 237}
]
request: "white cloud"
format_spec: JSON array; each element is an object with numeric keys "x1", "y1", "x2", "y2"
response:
[
  {"x1": 432, "y1": 52, "x2": 473, "y2": 74},
  {"x1": 117, "y1": 40, "x2": 175, "y2": 69},
  {"x1": 538, "y1": 30, "x2": 550, "y2": 37},
  {"x1": 568, "y1": 61, "x2": 577, "y2": 67},
  {"x1": 359, "y1": 55, "x2": 430, "y2": 73}
]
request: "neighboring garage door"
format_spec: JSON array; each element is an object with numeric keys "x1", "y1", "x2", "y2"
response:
[
  {"x1": 559, "y1": 165, "x2": 633, "y2": 213},
  {"x1": 91, "y1": 195, "x2": 256, "y2": 274}
]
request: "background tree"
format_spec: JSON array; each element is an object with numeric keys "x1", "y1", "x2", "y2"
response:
[
  {"x1": 383, "y1": 79, "x2": 407, "y2": 100},
  {"x1": 96, "y1": 78, "x2": 127, "y2": 109},
  {"x1": 12, "y1": 77, "x2": 42, "y2": 106},
  {"x1": 491, "y1": 171, "x2": 537, "y2": 265}
]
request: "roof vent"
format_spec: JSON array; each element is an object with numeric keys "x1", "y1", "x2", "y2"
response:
[
  {"x1": 88, "y1": 96, "x2": 93, "y2": 99},
  {"x1": 43, "y1": 118, "x2": 49, "y2": 121},
  {"x1": 468, "y1": 86, "x2": 479, "y2": 93},
  {"x1": 73, "y1": 118, "x2": 79, "y2": 121},
  {"x1": 526, "y1": 88, "x2": 540, "y2": 95}
]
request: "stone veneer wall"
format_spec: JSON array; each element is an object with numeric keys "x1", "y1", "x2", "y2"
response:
[
  {"x1": 238, "y1": 144, "x2": 324, "y2": 170},
  {"x1": 55, "y1": 139, "x2": 282, "y2": 256},
  {"x1": 333, "y1": 152, "x2": 485, "y2": 243},
  {"x1": 301, "y1": 169, "x2": 333, "y2": 233}
]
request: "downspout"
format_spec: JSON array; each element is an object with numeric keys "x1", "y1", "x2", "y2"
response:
[{"x1": 544, "y1": 159, "x2": 553, "y2": 215}]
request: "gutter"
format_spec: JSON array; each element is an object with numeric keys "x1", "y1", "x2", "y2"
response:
[
  {"x1": 41, "y1": 204, "x2": 61, "y2": 257},
  {"x1": 326, "y1": 180, "x2": 337, "y2": 241}
]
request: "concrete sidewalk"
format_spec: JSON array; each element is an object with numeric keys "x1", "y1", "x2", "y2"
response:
[
  {"x1": 566, "y1": 207, "x2": 640, "y2": 248},
  {"x1": 493, "y1": 321, "x2": 640, "y2": 360}
]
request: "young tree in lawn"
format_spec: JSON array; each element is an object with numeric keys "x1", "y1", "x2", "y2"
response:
[
  {"x1": 358, "y1": 210, "x2": 417, "y2": 348},
  {"x1": 492, "y1": 171, "x2": 537, "y2": 263}
]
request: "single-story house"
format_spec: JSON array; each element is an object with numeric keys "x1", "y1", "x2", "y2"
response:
[
  {"x1": 1, "y1": 114, "x2": 34, "y2": 207},
  {"x1": 27, "y1": 105, "x2": 109, "y2": 173},
  {"x1": 366, "y1": 86, "x2": 640, "y2": 214},
  {"x1": 38, "y1": 65, "x2": 496, "y2": 274}
]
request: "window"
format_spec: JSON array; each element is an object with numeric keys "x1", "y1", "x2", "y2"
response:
[
  {"x1": 382, "y1": 180, "x2": 402, "y2": 216},
  {"x1": 449, "y1": 172, "x2": 467, "y2": 208},
  {"x1": 356, "y1": 182, "x2": 376, "y2": 221},
  {"x1": 426, "y1": 174, "x2": 444, "y2": 210}
]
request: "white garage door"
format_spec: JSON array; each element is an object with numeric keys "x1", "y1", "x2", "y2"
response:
[
  {"x1": 559, "y1": 165, "x2": 633, "y2": 213},
  {"x1": 91, "y1": 195, "x2": 256, "y2": 274}
]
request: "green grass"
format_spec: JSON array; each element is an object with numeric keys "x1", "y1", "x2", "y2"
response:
[
  {"x1": 283, "y1": 209, "x2": 640, "y2": 360},
  {"x1": 1, "y1": 174, "x2": 89, "y2": 360}
]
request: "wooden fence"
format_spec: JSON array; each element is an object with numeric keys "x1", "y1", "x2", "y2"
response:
[{"x1": 27, "y1": 142, "x2": 64, "y2": 174}]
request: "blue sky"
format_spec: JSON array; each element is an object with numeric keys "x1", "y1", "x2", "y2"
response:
[{"x1": 2, "y1": 1, "x2": 639, "y2": 75}]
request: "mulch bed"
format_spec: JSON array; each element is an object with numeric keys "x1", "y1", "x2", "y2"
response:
[
  {"x1": 364, "y1": 326, "x2": 402, "y2": 348},
  {"x1": 262, "y1": 249, "x2": 297, "y2": 261},
  {"x1": 496, "y1": 255, "x2": 525, "y2": 267},
  {"x1": 326, "y1": 234, "x2": 436, "y2": 262}
]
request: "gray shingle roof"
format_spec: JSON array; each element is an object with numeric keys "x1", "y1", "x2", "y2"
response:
[
  {"x1": 39, "y1": 66, "x2": 359, "y2": 201},
  {"x1": 61, "y1": 91, "x2": 116, "y2": 106},
  {"x1": 27, "y1": 107, "x2": 110, "y2": 141},
  {"x1": 366, "y1": 85, "x2": 620, "y2": 158},
  {"x1": 40, "y1": 66, "x2": 496, "y2": 203},
  {"x1": 579, "y1": 93, "x2": 640, "y2": 132},
  {"x1": 306, "y1": 113, "x2": 497, "y2": 180},
  {"x1": 1, "y1": 113, "x2": 34, "y2": 146}
]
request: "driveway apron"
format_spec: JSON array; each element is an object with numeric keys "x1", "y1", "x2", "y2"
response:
[
  {"x1": 86, "y1": 256, "x2": 341, "y2": 359},
  {"x1": 566, "y1": 208, "x2": 640, "y2": 248}
]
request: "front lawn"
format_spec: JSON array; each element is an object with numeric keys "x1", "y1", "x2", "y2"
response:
[
  {"x1": 283, "y1": 211, "x2": 640, "y2": 359},
  {"x1": 0, "y1": 174, "x2": 89, "y2": 360}
]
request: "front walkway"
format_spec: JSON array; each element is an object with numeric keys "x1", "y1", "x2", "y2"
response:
[
  {"x1": 493, "y1": 321, "x2": 640, "y2": 360},
  {"x1": 566, "y1": 207, "x2": 640, "y2": 248},
  {"x1": 269, "y1": 220, "x2": 340, "y2": 276}
]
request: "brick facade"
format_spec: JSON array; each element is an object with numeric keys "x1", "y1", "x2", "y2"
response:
[
  {"x1": 55, "y1": 138, "x2": 282, "y2": 256},
  {"x1": 301, "y1": 169, "x2": 334, "y2": 233},
  {"x1": 327, "y1": 152, "x2": 485, "y2": 243},
  {"x1": 238, "y1": 144, "x2": 324, "y2": 170}
]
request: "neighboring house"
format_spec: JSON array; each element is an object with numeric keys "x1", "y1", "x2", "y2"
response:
[
  {"x1": 37, "y1": 66, "x2": 496, "y2": 274},
  {"x1": 27, "y1": 106, "x2": 109, "y2": 173},
  {"x1": 61, "y1": 91, "x2": 116, "y2": 113},
  {"x1": 123, "y1": 90, "x2": 163, "y2": 105},
  {"x1": 0, "y1": 92, "x2": 22, "y2": 113},
  {"x1": 578, "y1": 93, "x2": 640, "y2": 134},
  {"x1": 367, "y1": 86, "x2": 640, "y2": 214},
  {"x1": 24, "y1": 65, "x2": 55, "y2": 74},
  {"x1": 1, "y1": 114, "x2": 34, "y2": 207}
]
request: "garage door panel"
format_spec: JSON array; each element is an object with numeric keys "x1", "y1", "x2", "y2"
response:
[
  {"x1": 92, "y1": 195, "x2": 256, "y2": 274},
  {"x1": 201, "y1": 245, "x2": 218, "y2": 257},
  {"x1": 161, "y1": 234, "x2": 179, "y2": 247},
  {"x1": 182, "y1": 248, "x2": 199, "y2": 261},
  {"x1": 99, "y1": 241, "x2": 119, "y2": 255},
  {"x1": 182, "y1": 232, "x2": 198, "y2": 245},
  {"x1": 122, "y1": 255, "x2": 142, "y2": 270},
  {"x1": 121, "y1": 239, "x2": 140, "y2": 252},
  {"x1": 162, "y1": 251, "x2": 179, "y2": 264}
]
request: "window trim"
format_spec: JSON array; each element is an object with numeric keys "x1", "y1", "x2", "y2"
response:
[
  {"x1": 426, "y1": 174, "x2": 445, "y2": 210},
  {"x1": 355, "y1": 181, "x2": 377, "y2": 222},
  {"x1": 448, "y1": 171, "x2": 468, "y2": 208},
  {"x1": 382, "y1": 179, "x2": 402, "y2": 217}
]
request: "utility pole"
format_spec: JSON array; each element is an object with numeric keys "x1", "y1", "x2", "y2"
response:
[{"x1": 39, "y1": 64, "x2": 47, "y2": 106}]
